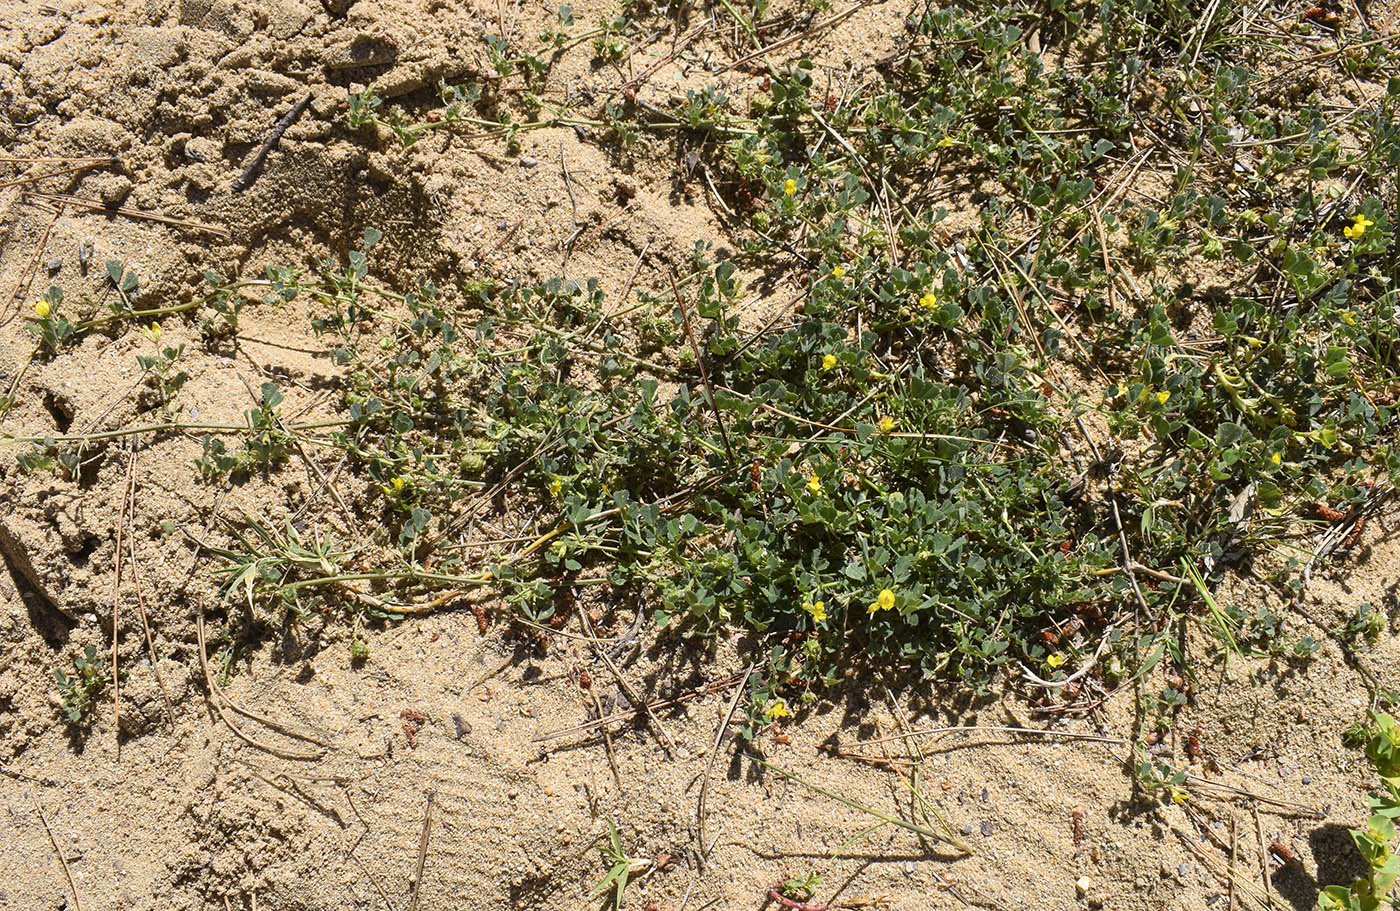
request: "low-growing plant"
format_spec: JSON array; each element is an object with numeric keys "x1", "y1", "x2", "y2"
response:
[
  {"x1": 1321, "y1": 713, "x2": 1400, "y2": 910},
  {"x1": 53, "y1": 645, "x2": 105, "y2": 724}
]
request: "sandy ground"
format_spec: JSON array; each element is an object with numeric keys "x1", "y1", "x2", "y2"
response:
[{"x1": 2, "y1": 0, "x2": 1400, "y2": 909}]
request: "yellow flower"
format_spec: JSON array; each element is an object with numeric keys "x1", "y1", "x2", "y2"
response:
[
  {"x1": 1270, "y1": 451, "x2": 1282, "y2": 466},
  {"x1": 34, "y1": 298, "x2": 51, "y2": 318},
  {"x1": 806, "y1": 474, "x2": 822, "y2": 495},
  {"x1": 803, "y1": 600, "x2": 827, "y2": 623},
  {"x1": 878, "y1": 416, "x2": 895, "y2": 433},
  {"x1": 937, "y1": 135, "x2": 955, "y2": 148},
  {"x1": 1046, "y1": 652, "x2": 1065, "y2": 668},
  {"x1": 822, "y1": 353, "x2": 837, "y2": 370},
  {"x1": 1340, "y1": 310, "x2": 1357, "y2": 326},
  {"x1": 919, "y1": 291, "x2": 937, "y2": 310},
  {"x1": 549, "y1": 476, "x2": 563, "y2": 497},
  {"x1": 877, "y1": 588, "x2": 895, "y2": 610},
  {"x1": 764, "y1": 698, "x2": 789, "y2": 721},
  {"x1": 1343, "y1": 212, "x2": 1374, "y2": 239},
  {"x1": 1154, "y1": 390, "x2": 1170, "y2": 405},
  {"x1": 145, "y1": 322, "x2": 162, "y2": 342},
  {"x1": 382, "y1": 476, "x2": 407, "y2": 496},
  {"x1": 783, "y1": 178, "x2": 797, "y2": 197},
  {"x1": 832, "y1": 265, "x2": 845, "y2": 278}
]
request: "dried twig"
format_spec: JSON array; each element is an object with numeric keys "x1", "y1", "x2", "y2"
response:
[
  {"x1": 111, "y1": 446, "x2": 136, "y2": 754},
  {"x1": 36, "y1": 802, "x2": 87, "y2": 911},
  {"x1": 697, "y1": 661, "x2": 755, "y2": 867},
  {"x1": 22, "y1": 191, "x2": 231, "y2": 238},
  {"x1": 579, "y1": 608, "x2": 678, "y2": 757},
  {"x1": 534, "y1": 672, "x2": 747, "y2": 741},
  {"x1": 408, "y1": 790, "x2": 435, "y2": 911},
  {"x1": 232, "y1": 93, "x2": 313, "y2": 192},
  {"x1": 670, "y1": 271, "x2": 735, "y2": 464}
]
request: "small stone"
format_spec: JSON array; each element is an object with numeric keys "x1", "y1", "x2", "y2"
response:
[
  {"x1": 902, "y1": 861, "x2": 915, "y2": 875},
  {"x1": 507, "y1": 787, "x2": 519, "y2": 799},
  {"x1": 45, "y1": 258, "x2": 62, "y2": 274},
  {"x1": 519, "y1": 156, "x2": 538, "y2": 168},
  {"x1": 1302, "y1": 776, "x2": 1312, "y2": 785},
  {"x1": 1178, "y1": 863, "x2": 1190, "y2": 878},
  {"x1": 961, "y1": 823, "x2": 974, "y2": 836},
  {"x1": 980, "y1": 821, "x2": 994, "y2": 837},
  {"x1": 452, "y1": 713, "x2": 471, "y2": 738},
  {"x1": 1076, "y1": 876, "x2": 1090, "y2": 898}
]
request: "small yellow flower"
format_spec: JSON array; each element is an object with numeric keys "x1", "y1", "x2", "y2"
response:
[
  {"x1": 1169, "y1": 785, "x2": 1190, "y2": 805},
  {"x1": 822, "y1": 353, "x2": 837, "y2": 371},
  {"x1": 937, "y1": 135, "x2": 955, "y2": 148},
  {"x1": 803, "y1": 600, "x2": 828, "y2": 623},
  {"x1": 783, "y1": 178, "x2": 797, "y2": 197},
  {"x1": 1343, "y1": 212, "x2": 1374, "y2": 239},
  {"x1": 1340, "y1": 310, "x2": 1358, "y2": 326},
  {"x1": 145, "y1": 322, "x2": 162, "y2": 342},
  {"x1": 919, "y1": 291, "x2": 937, "y2": 310},
  {"x1": 1155, "y1": 390, "x2": 1170, "y2": 405},
  {"x1": 806, "y1": 474, "x2": 822, "y2": 495},
  {"x1": 382, "y1": 476, "x2": 407, "y2": 496},
  {"x1": 1270, "y1": 451, "x2": 1282, "y2": 466},
  {"x1": 764, "y1": 698, "x2": 789, "y2": 721},
  {"x1": 1046, "y1": 652, "x2": 1066, "y2": 669},
  {"x1": 831, "y1": 265, "x2": 846, "y2": 279},
  {"x1": 878, "y1": 416, "x2": 895, "y2": 433},
  {"x1": 877, "y1": 588, "x2": 895, "y2": 610},
  {"x1": 549, "y1": 476, "x2": 563, "y2": 498},
  {"x1": 34, "y1": 298, "x2": 51, "y2": 318}
]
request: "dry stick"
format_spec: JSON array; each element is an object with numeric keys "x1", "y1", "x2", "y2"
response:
[
  {"x1": 0, "y1": 160, "x2": 112, "y2": 191},
  {"x1": 579, "y1": 608, "x2": 678, "y2": 757},
  {"x1": 194, "y1": 604, "x2": 325, "y2": 761},
  {"x1": 407, "y1": 791, "x2": 435, "y2": 911},
  {"x1": 21, "y1": 191, "x2": 231, "y2": 238},
  {"x1": 111, "y1": 446, "x2": 136, "y2": 756},
  {"x1": 535, "y1": 672, "x2": 747, "y2": 741},
  {"x1": 232, "y1": 93, "x2": 313, "y2": 193},
  {"x1": 350, "y1": 848, "x2": 400, "y2": 911},
  {"x1": 0, "y1": 203, "x2": 64, "y2": 327},
  {"x1": 36, "y1": 802, "x2": 87, "y2": 911},
  {"x1": 696, "y1": 661, "x2": 755, "y2": 868},
  {"x1": 669, "y1": 271, "x2": 735, "y2": 465},
  {"x1": 126, "y1": 533, "x2": 176, "y2": 729},
  {"x1": 0, "y1": 155, "x2": 117, "y2": 165},
  {"x1": 1228, "y1": 816, "x2": 1239, "y2": 911},
  {"x1": 715, "y1": 0, "x2": 877, "y2": 73},
  {"x1": 587, "y1": 678, "x2": 625, "y2": 794},
  {"x1": 1253, "y1": 804, "x2": 1273, "y2": 899}
]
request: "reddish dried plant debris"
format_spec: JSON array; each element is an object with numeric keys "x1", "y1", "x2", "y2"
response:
[
  {"x1": 473, "y1": 603, "x2": 490, "y2": 635},
  {"x1": 1344, "y1": 515, "x2": 1367, "y2": 549},
  {"x1": 767, "y1": 884, "x2": 827, "y2": 911},
  {"x1": 1071, "y1": 806, "x2": 1087, "y2": 846},
  {"x1": 1185, "y1": 728, "x2": 1204, "y2": 760},
  {"x1": 401, "y1": 708, "x2": 428, "y2": 749},
  {"x1": 1312, "y1": 502, "x2": 1348, "y2": 522},
  {"x1": 1270, "y1": 840, "x2": 1303, "y2": 868}
]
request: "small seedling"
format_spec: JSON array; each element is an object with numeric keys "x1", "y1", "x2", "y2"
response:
[
  {"x1": 592, "y1": 821, "x2": 650, "y2": 909},
  {"x1": 53, "y1": 645, "x2": 105, "y2": 724}
]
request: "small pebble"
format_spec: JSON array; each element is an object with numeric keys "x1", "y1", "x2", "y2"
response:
[
  {"x1": 45, "y1": 257, "x2": 62, "y2": 274},
  {"x1": 519, "y1": 156, "x2": 538, "y2": 168},
  {"x1": 902, "y1": 861, "x2": 915, "y2": 875},
  {"x1": 1178, "y1": 863, "x2": 1190, "y2": 878},
  {"x1": 495, "y1": 718, "x2": 506, "y2": 732},
  {"x1": 980, "y1": 821, "x2": 995, "y2": 836},
  {"x1": 1302, "y1": 776, "x2": 1312, "y2": 785},
  {"x1": 507, "y1": 787, "x2": 519, "y2": 799},
  {"x1": 452, "y1": 713, "x2": 471, "y2": 738},
  {"x1": 961, "y1": 823, "x2": 974, "y2": 836},
  {"x1": 1075, "y1": 876, "x2": 1090, "y2": 898}
]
